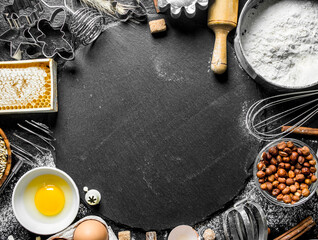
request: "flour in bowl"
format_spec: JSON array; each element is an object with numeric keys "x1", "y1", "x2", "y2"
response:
[{"x1": 242, "y1": 0, "x2": 318, "y2": 88}]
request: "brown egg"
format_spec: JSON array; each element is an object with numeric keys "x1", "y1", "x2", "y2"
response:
[{"x1": 73, "y1": 220, "x2": 109, "y2": 240}]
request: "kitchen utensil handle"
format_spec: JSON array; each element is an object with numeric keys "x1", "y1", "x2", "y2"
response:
[{"x1": 211, "y1": 27, "x2": 229, "y2": 74}]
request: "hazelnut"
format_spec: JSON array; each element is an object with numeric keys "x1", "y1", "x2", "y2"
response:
[
  {"x1": 287, "y1": 141, "x2": 294, "y2": 148},
  {"x1": 260, "y1": 183, "x2": 267, "y2": 190},
  {"x1": 284, "y1": 163, "x2": 291, "y2": 170},
  {"x1": 282, "y1": 187, "x2": 290, "y2": 195},
  {"x1": 259, "y1": 178, "x2": 265, "y2": 183},
  {"x1": 310, "y1": 167, "x2": 317, "y2": 173},
  {"x1": 270, "y1": 158, "x2": 278, "y2": 165},
  {"x1": 295, "y1": 163, "x2": 302, "y2": 170},
  {"x1": 278, "y1": 163, "x2": 285, "y2": 169},
  {"x1": 283, "y1": 157, "x2": 290, "y2": 163},
  {"x1": 295, "y1": 191, "x2": 301, "y2": 197},
  {"x1": 278, "y1": 177, "x2": 286, "y2": 183},
  {"x1": 272, "y1": 189, "x2": 280, "y2": 196},
  {"x1": 279, "y1": 151, "x2": 288, "y2": 157},
  {"x1": 277, "y1": 141, "x2": 287, "y2": 150},
  {"x1": 290, "y1": 152, "x2": 298, "y2": 163},
  {"x1": 261, "y1": 152, "x2": 267, "y2": 160},
  {"x1": 309, "y1": 160, "x2": 316, "y2": 166},
  {"x1": 268, "y1": 146, "x2": 278, "y2": 156},
  {"x1": 257, "y1": 171, "x2": 266, "y2": 178},
  {"x1": 291, "y1": 166, "x2": 295, "y2": 171},
  {"x1": 302, "y1": 188, "x2": 310, "y2": 197},
  {"x1": 265, "y1": 168, "x2": 273, "y2": 176},
  {"x1": 296, "y1": 174, "x2": 305, "y2": 182},
  {"x1": 288, "y1": 170, "x2": 295, "y2": 178},
  {"x1": 266, "y1": 152, "x2": 272, "y2": 160},
  {"x1": 277, "y1": 194, "x2": 284, "y2": 201},
  {"x1": 303, "y1": 162, "x2": 310, "y2": 167},
  {"x1": 283, "y1": 195, "x2": 292, "y2": 203},
  {"x1": 278, "y1": 183, "x2": 286, "y2": 191},
  {"x1": 294, "y1": 169, "x2": 301, "y2": 175},
  {"x1": 294, "y1": 182, "x2": 300, "y2": 189},
  {"x1": 301, "y1": 146, "x2": 310, "y2": 156},
  {"x1": 266, "y1": 182, "x2": 273, "y2": 191},
  {"x1": 305, "y1": 179, "x2": 312, "y2": 185},
  {"x1": 268, "y1": 165, "x2": 277, "y2": 172},
  {"x1": 277, "y1": 169, "x2": 287, "y2": 177},
  {"x1": 311, "y1": 175, "x2": 317, "y2": 182},
  {"x1": 286, "y1": 178, "x2": 294, "y2": 185},
  {"x1": 274, "y1": 173, "x2": 279, "y2": 179},
  {"x1": 292, "y1": 195, "x2": 300, "y2": 202},
  {"x1": 301, "y1": 167, "x2": 310, "y2": 176},
  {"x1": 298, "y1": 156, "x2": 305, "y2": 165},
  {"x1": 290, "y1": 185, "x2": 297, "y2": 193},
  {"x1": 306, "y1": 154, "x2": 313, "y2": 160},
  {"x1": 272, "y1": 180, "x2": 279, "y2": 187},
  {"x1": 257, "y1": 162, "x2": 265, "y2": 170},
  {"x1": 283, "y1": 148, "x2": 292, "y2": 155},
  {"x1": 300, "y1": 183, "x2": 308, "y2": 189},
  {"x1": 277, "y1": 155, "x2": 282, "y2": 163},
  {"x1": 268, "y1": 175, "x2": 275, "y2": 182},
  {"x1": 297, "y1": 148, "x2": 303, "y2": 156}
]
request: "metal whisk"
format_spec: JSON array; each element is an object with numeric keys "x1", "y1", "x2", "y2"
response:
[
  {"x1": 41, "y1": 0, "x2": 104, "y2": 45},
  {"x1": 246, "y1": 89, "x2": 318, "y2": 141}
]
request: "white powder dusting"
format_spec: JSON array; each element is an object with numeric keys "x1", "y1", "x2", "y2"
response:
[{"x1": 242, "y1": 0, "x2": 318, "y2": 87}]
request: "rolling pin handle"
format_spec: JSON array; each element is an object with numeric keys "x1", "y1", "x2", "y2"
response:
[{"x1": 211, "y1": 27, "x2": 229, "y2": 74}]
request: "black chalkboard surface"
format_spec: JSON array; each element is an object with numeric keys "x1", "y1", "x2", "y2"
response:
[{"x1": 54, "y1": 14, "x2": 262, "y2": 230}]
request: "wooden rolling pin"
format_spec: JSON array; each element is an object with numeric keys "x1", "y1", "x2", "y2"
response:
[
  {"x1": 281, "y1": 126, "x2": 318, "y2": 136},
  {"x1": 208, "y1": 0, "x2": 239, "y2": 74}
]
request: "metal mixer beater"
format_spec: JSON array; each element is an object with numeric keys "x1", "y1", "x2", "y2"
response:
[
  {"x1": 246, "y1": 89, "x2": 318, "y2": 141},
  {"x1": 41, "y1": 0, "x2": 104, "y2": 45}
]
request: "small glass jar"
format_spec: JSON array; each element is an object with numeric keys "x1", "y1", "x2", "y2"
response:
[{"x1": 253, "y1": 138, "x2": 318, "y2": 207}]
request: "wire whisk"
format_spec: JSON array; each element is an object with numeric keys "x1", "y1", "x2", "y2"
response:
[
  {"x1": 41, "y1": 0, "x2": 104, "y2": 45},
  {"x1": 246, "y1": 89, "x2": 318, "y2": 141}
]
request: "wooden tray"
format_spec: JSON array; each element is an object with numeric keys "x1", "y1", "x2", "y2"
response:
[{"x1": 0, "y1": 128, "x2": 12, "y2": 187}]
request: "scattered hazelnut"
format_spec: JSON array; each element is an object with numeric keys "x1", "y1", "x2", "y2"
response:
[
  {"x1": 278, "y1": 183, "x2": 286, "y2": 191},
  {"x1": 268, "y1": 146, "x2": 278, "y2": 156},
  {"x1": 257, "y1": 162, "x2": 265, "y2": 170},
  {"x1": 301, "y1": 167, "x2": 310, "y2": 176},
  {"x1": 286, "y1": 178, "x2": 294, "y2": 185},
  {"x1": 311, "y1": 175, "x2": 317, "y2": 182},
  {"x1": 288, "y1": 170, "x2": 295, "y2": 178},
  {"x1": 287, "y1": 141, "x2": 294, "y2": 148},
  {"x1": 277, "y1": 194, "x2": 284, "y2": 201},
  {"x1": 272, "y1": 188, "x2": 280, "y2": 196},
  {"x1": 310, "y1": 167, "x2": 317, "y2": 173},
  {"x1": 301, "y1": 146, "x2": 310, "y2": 156},
  {"x1": 290, "y1": 185, "x2": 297, "y2": 193},
  {"x1": 266, "y1": 182, "x2": 273, "y2": 191},
  {"x1": 278, "y1": 177, "x2": 286, "y2": 183},
  {"x1": 282, "y1": 187, "x2": 290, "y2": 195}
]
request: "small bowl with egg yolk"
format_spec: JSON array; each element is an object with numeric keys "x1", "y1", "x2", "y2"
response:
[{"x1": 12, "y1": 167, "x2": 80, "y2": 235}]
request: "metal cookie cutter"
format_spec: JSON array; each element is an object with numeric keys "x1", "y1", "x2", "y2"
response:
[
  {"x1": 223, "y1": 198, "x2": 268, "y2": 240},
  {"x1": 0, "y1": 27, "x2": 41, "y2": 59},
  {"x1": 114, "y1": 0, "x2": 148, "y2": 22},
  {"x1": 3, "y1": 0, "x2": 44, "y2": 29},
  {"x1": 36, "y1": 8, "x2": 75, "y2": 61}
]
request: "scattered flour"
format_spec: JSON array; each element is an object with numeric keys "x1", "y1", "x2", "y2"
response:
[{"x1": 242, "y1": 0, "x2": 318, "y2": 87}]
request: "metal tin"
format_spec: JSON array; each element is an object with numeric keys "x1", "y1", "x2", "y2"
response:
[
  {"x1": 234, "y1": 0, "x2": 318, "y2": 92},
  {"x1": 158, "y1": 0, "x2": 208, "y2": 18}
]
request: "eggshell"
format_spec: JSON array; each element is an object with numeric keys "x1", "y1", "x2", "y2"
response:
[{"x1": 73, "y1": 220, "x2": 109, "y2": 240}]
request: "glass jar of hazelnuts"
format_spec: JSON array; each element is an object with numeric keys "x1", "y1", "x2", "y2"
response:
[{"x1": 254, "y1": 138, "x2": 318, "y2": 207}]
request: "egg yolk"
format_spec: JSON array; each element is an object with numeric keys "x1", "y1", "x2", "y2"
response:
[{"x1": 34, "y1": 184, "x2": 65, "y2": 216}]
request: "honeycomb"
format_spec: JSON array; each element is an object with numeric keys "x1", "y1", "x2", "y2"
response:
[
  {"x1": 0, "y1": 135, "x2": 8, "y2": 181},
  {"x1": 0, "y1": 62, "x2": 52, "y2": 112}
]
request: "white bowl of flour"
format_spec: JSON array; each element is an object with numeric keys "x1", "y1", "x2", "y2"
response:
[{"x1": 235, "y1": 0, "x2": 318, "y2": 90}]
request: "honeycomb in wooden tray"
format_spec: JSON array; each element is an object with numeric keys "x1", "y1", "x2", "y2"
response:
[{"x1": 0, "y1": 59, "x2": 57, "y2": 114}]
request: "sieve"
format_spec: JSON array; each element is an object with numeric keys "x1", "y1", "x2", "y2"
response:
[{"x1": 234, "y1": 0, "x2": 318, "y2": 91}]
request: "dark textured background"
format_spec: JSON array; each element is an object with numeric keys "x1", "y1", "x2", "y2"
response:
[{"x1": 1, "y1": 0, "x2": 318, "y2": 239}]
